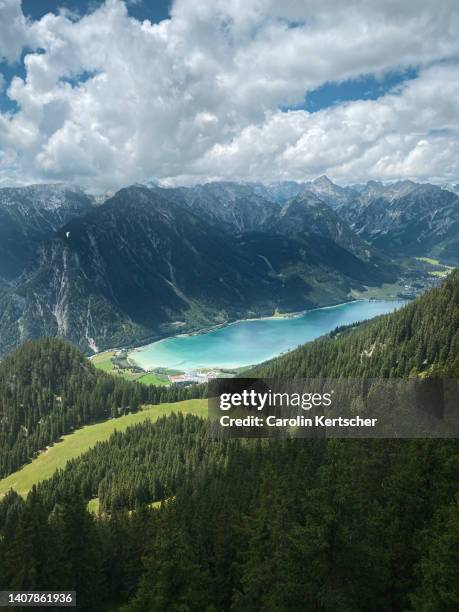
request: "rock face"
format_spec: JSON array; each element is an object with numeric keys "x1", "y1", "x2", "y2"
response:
[
  {"x1": 152, "y1": 182, "x2": 280, "y2": 232},
  {"x1": 272, "y1": 191, "x2": 374, "y2": 260},
  {"x1": 248, "y1": 176, "x2": 358, "y2": 209},
  {"x1": 306, "y1": 176, "x2": 358, "y2": 209},
  {"x1": 0, "y1": 184, "x2": 94, "y2": 280},
  {"x1": 248, "y1": 181, "x2": 311, "y2": 205},
  {"x1": 342, "y1": 182, "x2": 459, "y2": 264},
  {"x1": 0, "y1": 185, "x2": 397, "y2": 356},
  {"x1": 293, "y1": 177, "x2": 459, "y2": 264}
]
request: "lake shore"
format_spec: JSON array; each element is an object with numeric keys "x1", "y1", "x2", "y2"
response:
[
  {"x1": 128, "y1": 299, "x2": 367, "y2": 354},
  {"x1": 128, "y1": 298, "x2": 407, "y2": 373}
]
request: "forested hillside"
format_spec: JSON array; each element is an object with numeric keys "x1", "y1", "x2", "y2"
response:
[
  {"x1": 0, "y1": 274, "x2": 458, "y2": 610},
  {"x1": 28, "y1": 413, "x2": 231, "y2": 514},
  {"x1": 1, "y1": 421, "x2": 459, "y2": 609},
  {"x1": 0, "y1": 339, "x2": 202, "y2": 478}
]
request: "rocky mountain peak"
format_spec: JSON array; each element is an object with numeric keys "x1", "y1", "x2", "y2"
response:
[{"x1": 312, "y1": 175, "x2": 335, "y2": 188}]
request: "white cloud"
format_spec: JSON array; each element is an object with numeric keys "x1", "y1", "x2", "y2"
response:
[
  {"x1": 0, "y1": 0, "x2": 459, "y2": 190},
  {"x1": 0, "y1": 0, "x2": 29, "y2": 63},
  {"x1": 195, "y1": 64, "x2": 459, "y2": 185}
]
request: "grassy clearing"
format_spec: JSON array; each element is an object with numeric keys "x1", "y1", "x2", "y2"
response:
[
  {"x1": 87, "y1": 498, "x2": 100, "y2": 514},
  {"x1": 416, "y1": 257, "x2": 441, "y2": 265},
  {"x1": 87, "y1": 497, "x2": 173, "y2": 514},
  {"x1": 429, "y1": 269, "x2": 451, "y2": 277},
  {"x1": 92, "y1": 350, "x2": 116, "y2": 371},
  {"x1": 415, "y1": 257, "x2": 454, "y2": 278},
  {"x1": 137, "y1": 372, "x2": 170, "y2": 386},
  {"x1": 113, "y1": 367, "x2": 147, "y2": 382},
  {"x1": 350, "y1": 281, "x2": 407, "y2": 300},
  {"x1": 0, "y1": 399, "x2": 207, "y2": 499},
  {"x1": 92, "y1": 350, "x2": 170, "y2": 385}
]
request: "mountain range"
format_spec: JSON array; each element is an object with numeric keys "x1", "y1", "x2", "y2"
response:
[
  {"x1": 253, "y1": 176, "x2": 459, "y2": 264},
  {"x1": 341, "y1": 180, "x2": 459, "y2": 263},
  {"x1": 244, "y1": 176, "x2": 459, "y2": 265},
  {"x1": 0, "y1": 176, "x2": 456, "y2": 356}
]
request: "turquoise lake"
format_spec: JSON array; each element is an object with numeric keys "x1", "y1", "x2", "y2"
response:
[{"x1": 130, "y1": 300, "x2": 406, "y2": 371}]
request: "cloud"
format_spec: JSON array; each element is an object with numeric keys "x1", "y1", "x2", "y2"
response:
[
  {"x1": 195, "y1": 64, "x2": 459, "y2": 185},
  {"x1": 0, "y1": 0, "x2": 459, "y2": 190},
  {"x1": 0, "y1": 0, "x2": 29, "y2": 63}
]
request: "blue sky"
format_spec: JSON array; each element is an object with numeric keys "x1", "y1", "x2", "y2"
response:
[
  {"x1": 21, "y1": 0, "x2": 170, "y2": 22},
  {"x1": 283, "y1": 68, "x2": 419, "y2": 113}
]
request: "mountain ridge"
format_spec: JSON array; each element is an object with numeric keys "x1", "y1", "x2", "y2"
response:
[
  {"x1": 0, "y1": 185, "x2": 397, "y2": 356},
  {"x1": 0, "y1": 175, "x2": 455, "y2": 357}
]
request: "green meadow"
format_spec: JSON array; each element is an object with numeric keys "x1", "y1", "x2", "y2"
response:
[
  {"x1": 416, "y1": 257, "x2": 441, "y2": 265},
  {"x1": 91, "y1": 350, "x2": 117, "y2": 371},
  {"x1": 92, "y1": 350, "x2": 170, "y2": 385},
  {"x1": 137, "y1": 372, "x2": 171, "y2": 385},
  {"x1": 415, "y1": 257, "x2": 454, "y2": 277},
  {"x1": 0, "y1": 399, "x2": 208, "y2": 498}
]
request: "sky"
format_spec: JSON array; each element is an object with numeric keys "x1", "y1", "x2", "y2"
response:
[{"x1": 0, "y1": 0, "x2": 458, "y2": 192}]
